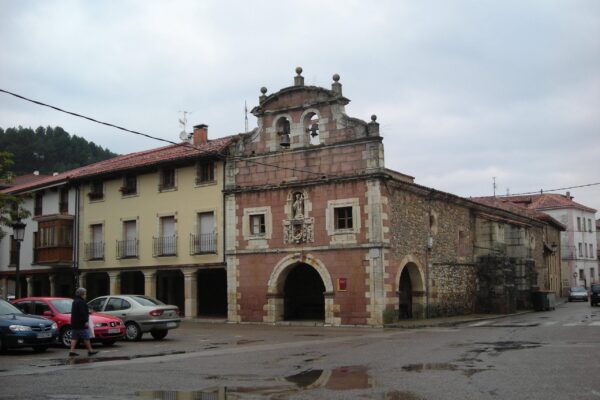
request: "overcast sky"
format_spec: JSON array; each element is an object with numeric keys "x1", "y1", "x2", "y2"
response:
[{"x1": 1, "y1": 1, "x2": 599, "y2": 213}]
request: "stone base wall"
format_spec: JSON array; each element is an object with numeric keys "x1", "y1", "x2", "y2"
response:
[{"x1": 428, "y1": 263, "x2": 478, "y2": 317}]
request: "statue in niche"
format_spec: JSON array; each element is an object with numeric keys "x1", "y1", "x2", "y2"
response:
[{"x1": 292, "y1": 192, "x2": 304, "y2": 219}]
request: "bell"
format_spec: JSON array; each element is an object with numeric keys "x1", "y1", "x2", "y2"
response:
[
  {"x1": 280, "y1": 133, "x2": 290, "y2": 147},
  {"x1": 309, "y1": 123, "x2": 319, "y2": 138}
]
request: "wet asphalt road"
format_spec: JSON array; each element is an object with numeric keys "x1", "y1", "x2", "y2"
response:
[{"x1": 0, "y1": 301, "x2": 599, "y2": 400}]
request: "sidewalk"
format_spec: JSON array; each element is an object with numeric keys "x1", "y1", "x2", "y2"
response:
[{"x1": 384, "y1": 311, "x2": 533, "y2": 329}]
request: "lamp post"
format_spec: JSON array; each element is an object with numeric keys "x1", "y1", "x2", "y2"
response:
[{"x1": 11, "y1": 218, "x2": 26, "y2": 299}]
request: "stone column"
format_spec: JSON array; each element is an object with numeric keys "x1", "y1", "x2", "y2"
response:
[
  {"x1": 143, "y1": 269, "x2": 157, "y2": 298},
  {"x1": 26, "y1": 276, "x2": 33, "y2": 297},
  {"x1": 0, "y1": 277, "x2": 7, "y2": 299},
  {"x1": 49, "y1": 275, "x2": 56, "y2": 297},
  {"x1": 108, "y1": 271, "x2": 121, "y2": 295},
  {"x1": 182, "y1": 268, "x2": 198, "y2": 318}
]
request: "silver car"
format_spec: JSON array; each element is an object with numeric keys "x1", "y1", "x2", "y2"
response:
[{"x1": 88, "y1": 295, "x2": 181, "y2": 341}]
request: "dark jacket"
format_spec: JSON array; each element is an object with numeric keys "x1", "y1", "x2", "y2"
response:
[{"x1": 71, "y1": 295, "x2": 90, "y2": 330}]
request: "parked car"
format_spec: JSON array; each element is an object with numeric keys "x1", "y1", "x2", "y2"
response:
[
  {"x1": 88, "y1": 295, "x2": 181, "y2": 341},
  {"x1": 11, "y1": 297, "x2": 125, "y2": 347},
  {"x1": 568, "y1": 287, "x2": 589, "y2": 302},
  {"x1": 590, "y1": 284, "x2": 600, "y2": 306},
  {"x1": 0, "y1": 298, "x2": 58, "y2": 352}
]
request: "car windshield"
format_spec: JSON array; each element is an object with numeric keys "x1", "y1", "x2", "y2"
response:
[
  {"x1": 50, "y1": 299, "x2": 73, "y2": 314},
  {"x1": 592, "y1": 285, "x2": 600, "y2": 293},
  {"x1": 131, "y1": 295, "x2": 165, "y2": 306},
  {"x1": 0, "y1": 299, "x2": 24, "y2": 315},
  {"x1": 571, "y1": 287, "x2": 587, "y2": 292}
]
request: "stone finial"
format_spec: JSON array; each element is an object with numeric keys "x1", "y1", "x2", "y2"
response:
[
  {"x1": 294, "y1": 66, "x2": 304, "y2": 86},
  {"x1": 367, "y1": 114, "x2": 379, "y2": 136},
  {"x1": 259, "y1": 86, "x2": 268, "y2": 103},
  {"x1": 332, "y1": 73, "x2": 342, "y2": 95}
]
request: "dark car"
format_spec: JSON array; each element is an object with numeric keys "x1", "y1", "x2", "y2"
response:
[
  {"x1": 568, "y1": 287, "x2": 589, "y2": 302},
  {"x1": 0, "y1": 298, "x2": 58, "y2": 352},
  {"x1": 590, "y1": 284, "x2": 600, "y2": 306}
]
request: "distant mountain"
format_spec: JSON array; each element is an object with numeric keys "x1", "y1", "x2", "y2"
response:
[{"x1": 0, "y1": 126, "x2": 118, "y2": 176}]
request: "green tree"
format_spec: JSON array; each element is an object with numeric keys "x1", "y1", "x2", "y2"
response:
[{"x1": 0, "y1": 152, "x2": 30, "y2": 240}]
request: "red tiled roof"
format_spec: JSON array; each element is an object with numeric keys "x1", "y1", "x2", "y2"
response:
[
  {"x1": 471, "y1": 196, "x2": 565, "y2": 229},
  {"x1": 1, "y1": 136, "x2": 236, "y2": 194},
  {"x1": 493, "y1": 193, "x2": 597, "y2": 213}
]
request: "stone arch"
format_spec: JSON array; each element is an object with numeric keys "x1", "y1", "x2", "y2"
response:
[
  {"x1": 264, "y1": 253, "x2": 336, "y2": 325},
  {"x1": 300, "y1": 108, "x2": 322, "y2": 146},
  {"x1": 395, "y1": 255, "x2": 426, "y2": 319}
]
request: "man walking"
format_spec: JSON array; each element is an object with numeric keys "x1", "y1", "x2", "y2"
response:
[{"x1": 69, "y1": 287, "x2": 98, "y2": 357}]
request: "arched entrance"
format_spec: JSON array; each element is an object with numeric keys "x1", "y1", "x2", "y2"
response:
[
  {"x1": 396, "y1": 259, "x2": 426, "y2": 319},
  {"x1": 284, "y1": 263, "x2": 325, "y2": 321}
]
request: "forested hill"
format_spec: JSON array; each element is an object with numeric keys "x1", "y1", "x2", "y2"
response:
[{"x1": 0, "y1": 126, "x2": 118, "y2": 175}]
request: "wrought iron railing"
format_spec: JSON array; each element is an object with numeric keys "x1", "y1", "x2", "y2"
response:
[
  {"x1": 116, "y1": 239, "x2": 138, "y2": 259},
  {"x1": 190, "y1": 233, "x2": 217, "y2": 254},
  {"x1": 85, "y1": 242, "x2": 105, "y2": 260},
  {"x1": 153, "y1": 236, "x2": 177, "y2": 257}
]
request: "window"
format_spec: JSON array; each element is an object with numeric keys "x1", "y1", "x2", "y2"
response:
[
  {"x1": 86, "y1": 224, "x2": 104, "y2": 260},
  {"x1": 591, "y1": 268, "x2": 595, "y2": 279},
  {"x1": 250, "y1": 214, "x2": 266, "y2": 235},
  {"x1": 154, "y1": 216, "x2": 176, "y2": 256},
  {"x1": 196, "y1": 161, "x2": 215, "y2": 184},
  {"x1": 458, "y1": 230, "x2": 468, "y2": 257},
  {"x1": 579, "y1": 243, "x2": 583, "y2": 257},
  {"x1": 9, "y1": 235, "x2": 18, "y2": 265},
  {"x1": 34, "y1": 192, "x2": 43, "y2": 216},
  {"x1": 590, "y1": 244, "x2": 594, "y2": 259},
  {"x1": 13, "y1": 301, "x2": 32, "y2": 314},
  {"x1": 120, "y1": 174, "x2": 137, "y2": 195},
  {"x1": 34, "y1": 301, "x2": 51, "y2": 315},
  {"x1": 579, "y1": 269, "x2": 585, "y2": 280},
  {"x1": 585, "y1": 243, "x2": 589, "y2": 258},
  {"x1": 59, "y1": 188, "x2": 69, "y2": 213},
  {"x1": 159, "y1": 167, "x2": 176, "y2": 191},
  {"x1": 577, "y1": 217, "x2": 581, "y2": 231},
  {"x1": 192, "y1": 212, "x2": 215, "y2": 253},
  {"x1": 88, "y1": 297, "x2": 107, "y2": 312},
  {"x1": 334, "y1": 207, "x2": 353, "y2": 230},
  {"x1": 105, "y1": 298, "x2": 131, "y2": 312},
  {"x1": 89, "y1": 180, "x2": 104, "y2": 200},
  {"x1": 117, "y1": 220, "x2": 137, "y2": 258},
  {"x1": 589, "y1": 219, "x2": 593, "y2": 233}
]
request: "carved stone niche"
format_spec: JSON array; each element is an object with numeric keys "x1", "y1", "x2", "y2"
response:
[{"x1": 283, "y1": 190, "x2": 314, "y2": 244}]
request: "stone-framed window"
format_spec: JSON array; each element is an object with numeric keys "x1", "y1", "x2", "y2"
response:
[
  {"x1": 159, "y1": 167, "x2": 176, "y2": 191},
  {"x1": 196, "y1": 161, "x2": 215, "y2": 184},
  {"x1": 326, "y1": 198, "x2": 360, "y2": 243},
  {"x1": 242, "y1": 206, "x2": 272, "y2": 243}
]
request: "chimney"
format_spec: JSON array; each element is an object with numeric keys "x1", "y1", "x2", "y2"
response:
[
  {"x1": 192, "y1": 124, "x2": 208, "y2": 146},
  {"x1": 566, "y1": 191, "x2": 572, "y2": 200}
]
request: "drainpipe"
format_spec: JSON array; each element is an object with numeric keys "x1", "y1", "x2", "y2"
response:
[
  {"x1": 222, "y1": 157, "x2": 227, "y2": 266},
  {"x1": 425, "y1": 191, "x2": 433, "y2": 319},
  {"x1": 73, "y1": 183, "x2": 80, "y2": 291}
]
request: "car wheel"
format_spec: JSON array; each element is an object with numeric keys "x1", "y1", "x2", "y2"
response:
[
  {"x1": 150, "y1": 330, "x2": 168, "y2": 340},
  {"x1": 32, "y1": 346, "x2": 48, "y2": 353},
  {"x1": 125, "y1": 322, "x2": 142, "y2": 341},
  {"x1": 60, "y1": 326, "x2": 72, "y2": 348},
  {"x1": 102, "y1": 340, "x2": 116, "y2": 346}
]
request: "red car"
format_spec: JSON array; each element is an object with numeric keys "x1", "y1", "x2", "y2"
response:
[{"x1": 11, "y1": 297, "x2": 126, "y2": 347}]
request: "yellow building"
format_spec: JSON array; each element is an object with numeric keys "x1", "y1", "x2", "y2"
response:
[{"x1": 75, "y1": 126, "x2": 234, "y2": 317}]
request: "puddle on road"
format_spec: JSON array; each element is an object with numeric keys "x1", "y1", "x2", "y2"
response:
[
  {"x1": 136, "y1": 365, "x2": 373, "y2": 399},
  {"x1": 401, "y1": 362, "x2": 488, "y2": 377},
  {"x1": 476, "y1": 341, "x2": 542, "y2": 352}
]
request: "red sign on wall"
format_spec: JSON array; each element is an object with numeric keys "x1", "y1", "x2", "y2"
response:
[{"x1": 337, "y1": 277, "x2": 347, "y2": 291}]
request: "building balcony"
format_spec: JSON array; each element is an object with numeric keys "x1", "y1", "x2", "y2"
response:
[
  {"x1": 153, "y1": 236, "x2": 178, "y2": 257},
  {"x1": 190, "y1": 233, "x2": 217, "y2": 254},
  {"x1": 34, "y1": 244, "x2": 73, "y2": 265},
  {"x1": 85, "y1": 242, "x2": 105, "y2": 260},
  {"x1": 116, "y1": 239, "x2": 138, "y2": 259}
]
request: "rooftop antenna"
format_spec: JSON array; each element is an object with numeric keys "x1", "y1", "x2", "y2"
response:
[
  {"x1": 178, "y1": 110, "x2": 191, "y2": 140},
  {"x1": 244, "y1": 101, "x2": 248, "y2": 132},
  {"x1": 493, "y1": 177, "x2": 497, "y2": 197}
]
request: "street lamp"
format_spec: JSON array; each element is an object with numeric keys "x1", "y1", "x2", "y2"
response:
[{"x1": 11, "y1": 218, "x2": 26, "y2": 299}]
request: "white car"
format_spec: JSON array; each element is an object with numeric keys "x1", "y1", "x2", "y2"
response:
[{"x1": 568, "y1": 287, "x2": 588, "y2": 302}]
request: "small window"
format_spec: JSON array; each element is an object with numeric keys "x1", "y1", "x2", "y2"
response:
[
  {"x1": 59, "y1": 188, "x2": 69, "y2": 213},
  {"x1": 590, "y1": 244, "x2": 594, "y2": 259},
  {"x1": 577, "y1": 217, "x2": 581, "y2": 231},
  {"x1": 89, "y1": 180, "x2": 104, "y2": 200},
  {"x1": 120, "y1": 174, "x2": 137, "y2": 195},
  {"x1": 159, "y1": 167, "x2": 176, "y2": 191},
  {"x1": 591, "y1": 268, "x2": 595, "y2": 279},
  {"x1": 196, "y1": 161, "x2": 215, "y2": 184},
  {"x1": 34, "y1": 192, "x2": 43, "y2": 216},
  {"x1": 589, "y1": 219, "x2": 593, "y2": 233},
  {"x1": 579, "y1": 269, "x2": 585, "y2": 279},
  {"x1": 250, "y1": 214, "x2": 266, "y2": 236},
  {"x1": 579, "y1": 243, "x2": 583, "y2": 257},
  {"x1": 334, "y1": 207, "x2": 353, "y2": 230},
  {"x1": 88, "y1": 297, "x2": 107, "y2": 312}
]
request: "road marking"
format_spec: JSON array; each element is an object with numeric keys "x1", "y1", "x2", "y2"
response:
[
  {"x1": 542, "y1": 321, "x2": 558, "y2": 326},
  {"x1": 468, "y1": 321, "x2": 492, "y2": 327}
]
